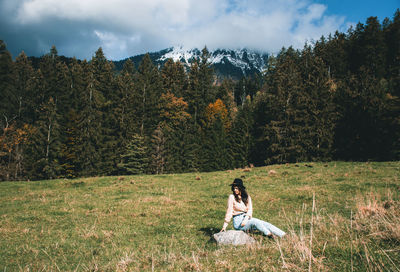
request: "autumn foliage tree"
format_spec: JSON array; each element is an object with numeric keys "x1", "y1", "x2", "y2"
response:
[{"x1": 0, "y1": 123, "x2": 34, "y2": 180}]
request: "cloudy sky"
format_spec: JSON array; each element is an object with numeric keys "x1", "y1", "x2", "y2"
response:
[{"x1": 0, "y1": 0, "x2": 398, "y2": 60}]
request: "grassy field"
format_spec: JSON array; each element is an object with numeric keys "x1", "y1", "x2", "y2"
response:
[{"x1": 1, "y1": 161, "x2": 399, "y2": 271}]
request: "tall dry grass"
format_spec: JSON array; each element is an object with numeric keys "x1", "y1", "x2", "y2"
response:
[
  {"x1": 274, "y1": 190, "x2": 400, "y2": 271},
  {"x1": 355, "y1": 191, "x2": 400, "y2": 242}
]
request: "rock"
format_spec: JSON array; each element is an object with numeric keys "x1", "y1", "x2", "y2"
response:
[
  {"x1": 212, "y1": 230, "x2": 255, "y2": 246},
  {"x1": 268, "y1": 169, "x2": 277, "y2": 175}
]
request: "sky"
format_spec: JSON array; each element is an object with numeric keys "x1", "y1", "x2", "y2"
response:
[{"x1": 0, "y1": 0, "x2": 398, "y2": 60}]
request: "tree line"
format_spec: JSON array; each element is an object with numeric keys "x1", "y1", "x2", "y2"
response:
[{"x1": 1, "y1": 12, "x2": 399, "y2": 181}]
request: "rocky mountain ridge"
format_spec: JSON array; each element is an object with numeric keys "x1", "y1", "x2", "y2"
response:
[{"x1": 114, "y1": 46, "x2": 269, "y2": 80}]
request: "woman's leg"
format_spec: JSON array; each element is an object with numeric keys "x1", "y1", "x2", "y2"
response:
[{"x1": 242, "y1": 217, "x2": 286, "y2": 238}]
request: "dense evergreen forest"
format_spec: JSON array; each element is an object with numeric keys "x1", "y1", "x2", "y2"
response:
[{"x1": 1, "y1": 12, "x2": 399, "y2": 181}]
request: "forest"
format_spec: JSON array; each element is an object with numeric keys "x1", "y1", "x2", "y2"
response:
[{"x1": 0, "y1": 12, "x2": 399, "y2": 181}]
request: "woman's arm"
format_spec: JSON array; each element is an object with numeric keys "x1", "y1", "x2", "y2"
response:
[
  {"x1": 221, "y1": 195, "x2": 234, "y2": 231},
  {"x1": 247, "y1": 195, "x2": 253, "y2": 218},
  {"x1": 241, "y1": 196, "x2": 253, "y2": 227}
]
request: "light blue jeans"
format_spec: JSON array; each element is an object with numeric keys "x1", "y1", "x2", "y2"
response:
[{"x1": 232, "y1": 213, "x2": 286, "y2": 238}]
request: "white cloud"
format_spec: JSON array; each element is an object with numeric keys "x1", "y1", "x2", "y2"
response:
[{"x1": 2, "y1": 0, "x2": 348, "y2": 59}]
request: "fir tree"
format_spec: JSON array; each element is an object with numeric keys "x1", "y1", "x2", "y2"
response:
[
  {"x1": 91, "y1": 48, "x2": 119, "y2": 175},
  {"x1": 201, "y1": 99, "x2": 232, "y2": 171},
  {"x1": 0, "y1": 40, "x2": 16, "y2": 130},
  {"x1": 76, "y1": 60, "x2": 103, "y2": 177},
  {"x1": 115, "y1": 59, "x2": 138, "y2": 167},
  {"x1": 150, "y1": 125, "x2": 166, "y2": 174},
  {"x1": 134, "y1": 54, "x2": 162, "y2": 137},
  {"x1": 14, "y1": 52, "x2": 35, "y2": 125},
  {"x1": 161, "y1": 58, "x2": 187, "y2": 97},
  {"x1": 186, "y1": 47, "x2": 215, "y2": 126},
  {"x1": 158, "y1": 92, "x2": 191, "y2": 173},
  {"x1": 118, "y1": 134, "x2": 148, "y2": 175},
  {"x1": 230, "y1": 96, "x2": 254, "y2": 168}
]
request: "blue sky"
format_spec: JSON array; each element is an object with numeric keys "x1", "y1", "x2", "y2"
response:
[
  {"x1": 0, "y1": 0, "x2": 398, "y2": 60},
  {"x1": 315, "y1": 0, "x2": 398, "y2": 23}
]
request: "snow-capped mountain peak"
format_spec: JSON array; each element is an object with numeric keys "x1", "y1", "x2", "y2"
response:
[
  {"x1": 115, "y1": 46, "x2": 269, "y2": 80},
  {"x1": 157, "y1": 46, "x2": 269, "y2": 78}
]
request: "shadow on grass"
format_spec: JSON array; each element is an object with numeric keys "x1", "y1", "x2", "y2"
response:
[
  {"x1": 200, "y1": 226, "x2": 219, "y2": 237},
  {"x1": 200, "y1": 226, "x2": 219, "y2": 248}
]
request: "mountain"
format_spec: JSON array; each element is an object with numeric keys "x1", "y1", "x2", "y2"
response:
[{"x1": 113, "y1": 46, "x2": 269, "y2": 80}]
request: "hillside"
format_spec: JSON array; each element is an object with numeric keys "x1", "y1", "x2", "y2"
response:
[{"x1": 1, "y1": 161, "x2": 399, "y2": 271}]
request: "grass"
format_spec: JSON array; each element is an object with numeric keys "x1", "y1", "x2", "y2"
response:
[{"x1": 0, "y1": 161, "x2": 399, "y2": 271}]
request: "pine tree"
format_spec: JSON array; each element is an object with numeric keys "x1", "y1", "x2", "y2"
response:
[
  {"x1": 115, "y1": 59, "x2": 138, "y2": 168},
  {"x1": 161, "y1": 58, "x2": 187, "y2": 97},
  {"x1": 299, "y1": 45, "x2": 337, "y2": 161},
  {"x1": 334, "y1": 67, "x2": 394, "y2": 160},
  {"x1": 150, "y1": 124, "x2": 166, "y2": 174},
  {"x1": 117, "y1": 134, "x2": 148, "y2": 175},
  {"x1": 260, "y1": 47, "x2": 307, "y2": 164},
  {"x1": 91, "y1": 48, "x2": 119, "y2": 175},
  {"x1": 314, "y1": 32, "x2": 349, "y2": 80},
  {"x1": 0, "y1": 40, "x2": 16, "y2": 130},
  {"x1": 230, "y1": 96, "x2": 254, "y2": 168},
  {"x1": 201, "y1": 99, "x2": 232, "y2": 171},
  {"x1": 384, "y1": 9, "x2": 400, "y2": 159},
  {"x1": 134, "y1": 54, "x2": 162, "y2": 137},
  {"x1": 28, "y1": 97, "x2": 62, "y2": 179},
  {"x1": 57, "y1": 58, "x2": 86, "y2": 178},
  {"x1": 385, "y1": 9, "x2": 400, "y2": 97},
  {"x1": 14, "y1": 52, "x2": 35, "y2": 125},
  {"x1": 76, "y1": 60, "x2": 103, "y2": 177},
  {"x1": 186, "y1": 47, "x2": 215, "y2": 126},
  {"x1": 158, "y1": 91, "x2": 191, "y2": 173}
]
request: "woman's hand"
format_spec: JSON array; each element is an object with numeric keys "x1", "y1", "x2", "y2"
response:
[
  {"x1": 221, "y1": 226, "x2": 226, "y2": 232},
  {"x1": 241, "y1": 216, "x2": 249, "y2": 226}
]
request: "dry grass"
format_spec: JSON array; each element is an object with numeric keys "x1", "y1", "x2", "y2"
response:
[
  {"x1": 355, "y1": 191, "x2": 400, "y2": 242},
  {"x1": 277, "y1": 196, "x2": 327, "y2": 271},
  {"x1": 0, "y1": 161, "x2": 399, "y2": 271}
]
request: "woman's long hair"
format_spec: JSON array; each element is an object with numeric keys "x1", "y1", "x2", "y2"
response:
[{"x1": 231, "y1": 185, "x2": 249, "y2": 205}]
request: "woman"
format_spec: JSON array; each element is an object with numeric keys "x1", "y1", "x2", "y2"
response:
[{"x1": 221, "y1": 178, "x2": 286, "y2": 238}]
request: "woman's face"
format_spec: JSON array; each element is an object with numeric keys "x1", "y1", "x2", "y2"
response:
[{"x1": 233, "y1": 186, "x2": 241, "y2": 196}]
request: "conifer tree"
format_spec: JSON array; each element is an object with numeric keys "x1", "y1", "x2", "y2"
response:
[
  {"x1": 314, "y1": 32, "x2": 349, "y2": 80},
  {"x1": 158, "y1": 91, "x2": 191, "y2": 173},
  {"x1": 76, "y1": 60, "x2": 103, "y2": 177},
  {"x1": 201, "y1": 99, "x2": 232, "y2": 171},
  {"x1": 299, "y1": 45, "x2": 337, "y2": 161},
  {"x1": 385, "y1": 9, "x2": 400, "y2": 97},
  {"x1": 115, "y1": 59, "x2": 138, "y2": 166},
  {"x1": 28, "y1": 97, "x2": 62, "y2": 179},
  {"x1": 117, "y1": 133, "x2": 148, "y2": 175},
  {"x1": 14, "y1": 52, "x2": 35, "y2": 125},
  {"x1": 57, "y1": 58, "x2": 86, "y2": 177},
  {"x1": 134, "y1": 54, "x2": 162, "y2": 137},
  {"x1": 230, "y1": 96, "x2": 254, "y2": 168},
  {"x1": 0, "y1": 40, "x2": 16, "y2": 130},
  {"x1": 334, "y1": 67, "x2": 394, "y2": 160},
  {"x1": 150, "y1": 124, "x2": 166, "y2": 174},
  {"x1": 91, "y1": 48, "x2": 119, "y2": 175},
  {"x1": 161, "y1": 58, "x2": 187, "y2": 97},
  {"x1": 260, "y1": 47, "x2": 307, "y2": 164},
  {"x1": 186, "y1": 47, "x2": 215, "y2": 126}
]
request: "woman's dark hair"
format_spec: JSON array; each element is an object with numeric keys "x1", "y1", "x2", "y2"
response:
[{"x1": 231, "y1": 185, "x2": 249, "y2": 205}]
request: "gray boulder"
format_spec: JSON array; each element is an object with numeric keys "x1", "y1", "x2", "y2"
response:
[{"x1": 212, "y1": 230, "x2": 255, "y2": 246}]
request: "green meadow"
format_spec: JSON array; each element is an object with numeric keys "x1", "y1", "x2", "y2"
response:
[{"x1": 1, "y1": 161, "x2": 399, "y2": 271}]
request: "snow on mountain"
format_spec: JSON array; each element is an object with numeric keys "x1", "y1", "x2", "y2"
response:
[
  {"x1": 157, "y1": 46, "x2": 200, "y2": 64},
  {"x1": 156, "y1": 46, "x2": 268, "y2": 78},
  {"x1": 114, "y1": 46, "x2": 269, "y2": 80}
]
